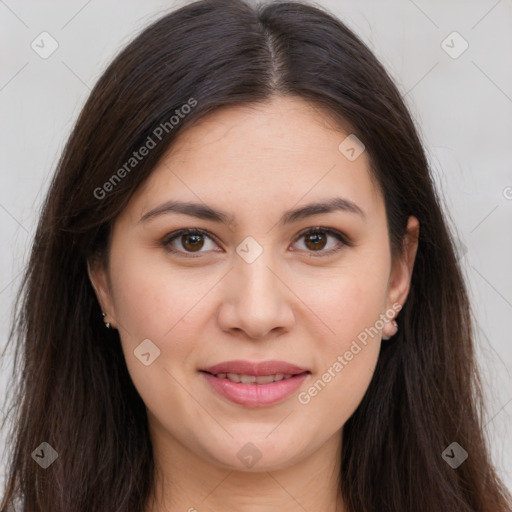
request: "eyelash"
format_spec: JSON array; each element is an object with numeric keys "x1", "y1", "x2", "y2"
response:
[{"x1": 161, "y1": 227, "x2": 352, "y2": 259}]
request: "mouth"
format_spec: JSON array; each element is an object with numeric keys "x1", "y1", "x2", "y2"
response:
[
  {"x1": 201, "y1": 372, "x2": 304, "y2": 384},
  {"x1": 199, "y1": 360, "x2": 311, "y2": 407}
]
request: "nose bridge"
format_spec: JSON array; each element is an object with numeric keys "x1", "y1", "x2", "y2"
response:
[
  {"x1": 221, "y1": 237, "x2": 294, "y2": 337},
  {"x1": 234, "y1": 240, "x2": 281, "y2": 307},
  {"x1": 236, "y1": 249, "x2": 280, "y2": 303}
]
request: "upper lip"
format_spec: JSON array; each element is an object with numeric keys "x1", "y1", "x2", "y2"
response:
[{"x1": 200, "y1": 360, "x2": 310, "y2": 376}]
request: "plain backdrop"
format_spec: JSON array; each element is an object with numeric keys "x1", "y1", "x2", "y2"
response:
[{"x1": 1, "y1": 0, "x2": 511, "y2": 496}]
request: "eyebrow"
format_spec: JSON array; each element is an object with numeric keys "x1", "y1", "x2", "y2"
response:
[{"x1": 139, "y1": 196, "x2": 366, "y2": 225}]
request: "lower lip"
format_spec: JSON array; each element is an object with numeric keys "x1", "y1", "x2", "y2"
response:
[{"x1": 201, "y1": 372, "x2": 309, "y2": 407}]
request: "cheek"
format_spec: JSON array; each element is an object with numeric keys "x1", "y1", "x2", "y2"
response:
[
  {"x1": 296, "y1": 275, "x2": 385, "y2": 430},
  {"x1": 107, "y1": 249, "x2": 201, "y2": 419},
  {"x1": 109, "y1": 242, "x2": 204, "y2": 340},
  {"x1": 298, "y1": 254, "x2": 390, "y2": 344},
  {"x1": 296, "y1": 246, "x2": 390, "y2": 401},
  {"x1": 311, "y1": 278, "x2": 384, "y2": 383}
]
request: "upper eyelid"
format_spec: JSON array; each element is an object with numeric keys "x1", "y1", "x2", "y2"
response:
[{"x1": 163, "y1": 228, "x2": 219, "y2": 246}]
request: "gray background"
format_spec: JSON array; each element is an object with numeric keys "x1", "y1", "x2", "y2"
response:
[{"x1": 1, "y1": 0, "x2": 511, "y2": 495}]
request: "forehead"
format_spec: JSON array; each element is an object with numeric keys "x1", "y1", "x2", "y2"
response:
[
  {"x1": 164, "y1": 95, "x2": 356, "y2": 167},
  {"x1": 126, "y1": 95, "x2": 384, "y2": 226}
]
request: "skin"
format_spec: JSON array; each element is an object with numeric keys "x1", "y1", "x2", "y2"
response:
[{"x1": 88, "y1": 94, "x2": 419, "y2": 512}]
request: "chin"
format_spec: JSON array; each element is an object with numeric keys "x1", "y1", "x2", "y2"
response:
[{"x1": 203, "y1": 439, "x2": 306, "y2": 473}]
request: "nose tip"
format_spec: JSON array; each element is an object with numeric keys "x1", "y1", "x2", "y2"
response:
[{"x1": 218, "y1": 254, "x2": 295, "y2": 340}]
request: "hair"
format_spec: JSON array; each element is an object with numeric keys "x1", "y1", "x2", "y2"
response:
[{"x1": 1, "y1": 0, "x2": 511, "y2": 510}]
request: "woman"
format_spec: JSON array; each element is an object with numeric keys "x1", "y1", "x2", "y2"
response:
[{"x1": 1, "y1": 0, "x2": 511, "y2": 510}]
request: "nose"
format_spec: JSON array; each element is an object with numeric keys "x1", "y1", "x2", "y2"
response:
[{"x1": 217, "y1": 249, "x2": 296, "y2": 340}]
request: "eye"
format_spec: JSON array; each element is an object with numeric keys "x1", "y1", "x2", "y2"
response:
[
  {"x1": 291, "y1": 227, "x2": 350, "y2": 257},
  {"x1": 161, "y1": 227, "x2": 351, "y2": 258},
  {"x1": 162, "y1": 228, "x2": 220, "y2": 257}
]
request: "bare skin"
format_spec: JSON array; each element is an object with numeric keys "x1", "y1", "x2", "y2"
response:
[{"x1": 88, "y1": 94, "x2": 419, "y2": 512}]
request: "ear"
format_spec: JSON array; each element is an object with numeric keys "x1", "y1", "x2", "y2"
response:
[
  {"x1": 386, "y1": 216, "x2": 420, "y2": 310},
  {"x1": 87, "y1": 255, "x2": 116, "y2": 326}
]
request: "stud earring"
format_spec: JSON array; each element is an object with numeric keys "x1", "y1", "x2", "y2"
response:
[
  {"x1": 382, "y1": 319, "x2": 398, "y2": 340},
  {"x1": 101, "y1": 312, "x2": 111, "y2": 329}
]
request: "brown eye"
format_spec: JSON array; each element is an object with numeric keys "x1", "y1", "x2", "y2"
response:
[
  {"x1": 304, "y1": 231, "x2": 328, "y2": 251},
  {"x1": 162, "y1": 226, "x2": 350, "y2": 259},
  {"x1": 162, "y1": 229, "x2": 219, "y2": 256},
  {"x1": 181, "y1": 233, "x2": 205, "y2": 252},
  {"x1": 292, "y1": 227, "x2": 349, "y2": 256}
]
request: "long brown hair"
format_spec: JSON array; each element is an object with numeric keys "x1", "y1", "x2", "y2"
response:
[{"x1": 1, "y1": 0, "x2": 511, "y2": 510}]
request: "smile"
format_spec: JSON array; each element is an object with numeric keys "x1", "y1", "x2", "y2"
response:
[
  {"x1": 210, "y1": 372, "x2": 295, "y2": 384},
  {"x1": 200, "y1": 370, "x2": 310, "y2": 407}
]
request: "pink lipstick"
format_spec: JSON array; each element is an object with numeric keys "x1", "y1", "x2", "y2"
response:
[{"x1": 200, "y1": 359, "x2": 310, "y2": 407}]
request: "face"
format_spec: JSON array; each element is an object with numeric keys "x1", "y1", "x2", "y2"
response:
[{"x1": 89, "y1": 95, "x2": 418, "y2": 473}]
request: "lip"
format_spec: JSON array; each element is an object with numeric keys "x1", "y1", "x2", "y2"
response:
[
  {"x1": 199, "y1": 359, "x2": 311, "y2": 408},
  {"x1": 201, "y1": 371, "x2": 309, "y2": 407},
  {"x1": 200, "y1": 359, "x2": 309, "y2": 376}
]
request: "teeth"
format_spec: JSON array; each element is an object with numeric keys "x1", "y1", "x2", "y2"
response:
[
  {"x1": 215, "y1": 372, "x2": 296, "y2": 384},
  {"x1": 255, "y1": 375, "x2": 275, "y2": 384}
]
